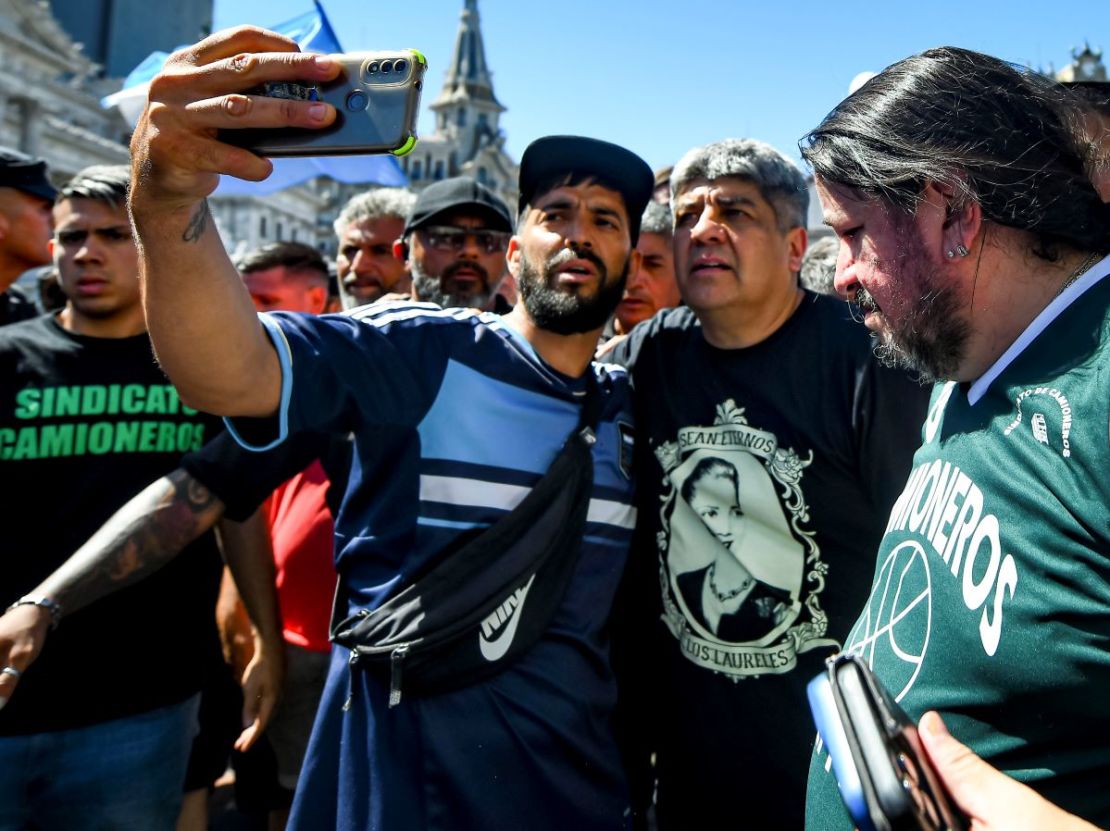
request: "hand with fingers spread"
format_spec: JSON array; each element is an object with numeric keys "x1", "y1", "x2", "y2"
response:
[
  {"x1": 919, "y1": 712, "x2": 1102, "y2": 831},
  {"x1": 130, "y1": 26, "x2": 340, "y2": 210},
  {"x1": 0, "y1": 605, "x2": 52, "y2": 711}
]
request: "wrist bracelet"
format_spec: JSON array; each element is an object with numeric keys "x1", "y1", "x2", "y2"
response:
[{"x1": 5, "y1": 596, "x2": 63, "y2": 630}]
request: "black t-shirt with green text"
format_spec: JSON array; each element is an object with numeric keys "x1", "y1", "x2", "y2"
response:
[
  {"x1": 806, "y1": 273, "x2": 1110, "y2": 829},
  {"x1": 0, "y1": 315, "x2": 223, "y2": 735}
]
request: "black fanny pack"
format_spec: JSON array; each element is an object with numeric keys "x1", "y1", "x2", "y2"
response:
[{"x1": 331, "y1": 380, "x2": 602, "y2": 705}]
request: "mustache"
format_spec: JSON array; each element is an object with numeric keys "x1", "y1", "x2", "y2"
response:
[
  {"x1": 443, "y1": 259, "x2": 490, "y2": 286},
  {"x1": 856, "y1": 285, "x2": 880, "y2": 314},
  {"x1": 546, "y1": 245, "x2": 607, "y2": 277},
  {"x1": 342, "y1": 273, "x2": 380, "y2": 288}
]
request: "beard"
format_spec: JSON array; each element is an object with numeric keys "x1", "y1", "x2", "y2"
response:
[
  {"x1": 857, "y1": 230, "x2": 970, "y2": 384},
  {"x1": 518, "y1": 245, "x2": 630, "y2": 335},
  {"x1": 411, "y1": 259, "x2": 495, "y2": 310}
]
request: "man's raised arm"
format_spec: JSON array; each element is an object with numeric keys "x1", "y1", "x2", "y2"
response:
[{"x1": 128, "y1": 27, "x2": 340, "y2": 416}]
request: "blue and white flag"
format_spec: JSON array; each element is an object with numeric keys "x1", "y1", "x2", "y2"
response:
[
  {"x1": 102, "y1": 1, "x2": 344, "y2": 128},
  {"x1": 102, "y1": 2, "x2": 407, "y2": 192}
]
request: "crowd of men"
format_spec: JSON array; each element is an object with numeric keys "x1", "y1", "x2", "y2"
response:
[{"x1": 0, "y1": 24, "x2": 1107, "y2": 831}]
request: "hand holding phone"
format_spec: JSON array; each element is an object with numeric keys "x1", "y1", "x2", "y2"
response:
[
  {"x1": 807, "y1": 654, "x2": 968, "y2": 831},
  {"x1": 220, "y1": 50, "x2": 427, "y2": 157}
]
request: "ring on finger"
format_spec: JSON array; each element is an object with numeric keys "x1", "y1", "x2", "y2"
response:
[{"x1": 0, "y1": 666, "x2": 21, "y2": 680}]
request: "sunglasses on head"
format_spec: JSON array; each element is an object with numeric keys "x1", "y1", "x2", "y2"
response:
[{"x1": 420, "y1": 225, "x2": 511, "y2": 255}]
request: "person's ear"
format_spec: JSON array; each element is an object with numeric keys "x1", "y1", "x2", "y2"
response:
[
  {"x1": 393, "y1": 239, "x2": 409, "y2": 261},
  {"x1": 785, "y1": 226, "x2": 808, "y2": 273},
  {"x1": 308, "y1": 284, "x2": 327, "y2": 314},
  {"x1": 506, "y1": 235, "x2": 522, "y2": 278},
  {"x1": 925, "y1": 180, "x2": 982, "y2": 260}
]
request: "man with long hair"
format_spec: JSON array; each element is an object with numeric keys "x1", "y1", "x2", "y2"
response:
[{"x1": 803, "y1": 46, "x2": 1110, "y2": 830}]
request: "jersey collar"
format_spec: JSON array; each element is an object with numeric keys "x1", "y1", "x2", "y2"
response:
[{"x1": 967, "y1": 252, "x2": 1110, "y2": 406}]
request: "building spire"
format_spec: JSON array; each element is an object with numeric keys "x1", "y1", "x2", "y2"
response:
[{"x1": 432, "y1": 0, "x2": 504, "y2": 111}]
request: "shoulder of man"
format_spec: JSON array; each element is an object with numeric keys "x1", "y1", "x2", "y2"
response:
[
  {"x1": 342, "y1": 300, "x2": 501, "y2": 333},
  {"x1": 0, "y1": 311, "x2": 54, "y2": 349},
  {"x1": 606, "y1": 306, "x2": 698, "y2": 369},
  {"x1": 1, "y1": 283, "x2": 39, "y2": 323}
]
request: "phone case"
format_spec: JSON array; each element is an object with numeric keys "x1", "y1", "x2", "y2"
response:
[
  {"x1": 221, "y1": 50, "x2": 427, "y2": 157},
  {"x1": 807, "y1": 654, "x2": 968, "y2": 831}
]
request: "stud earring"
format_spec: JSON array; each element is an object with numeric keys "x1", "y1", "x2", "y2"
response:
[
  {"x1": 956, "y1": 244, "x2": 969, "y2": 257},
  {"x1": 946, "y1": 250, "x2": 955, "y2": 258}
]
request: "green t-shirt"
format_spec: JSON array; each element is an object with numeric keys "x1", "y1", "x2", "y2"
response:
[{"x1": 806, "y1": 271, "x2": 1110, "y2": 829}]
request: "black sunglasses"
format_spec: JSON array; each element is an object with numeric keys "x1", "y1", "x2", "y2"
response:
[{"x1": 420, "y1": 225, "x2": 510, "y2": 255}]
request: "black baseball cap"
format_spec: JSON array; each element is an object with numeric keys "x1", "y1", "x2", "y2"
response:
[
  {"x1": 0, "y1": 147, "x2": 56, "y2": 202},
  {"x1": 404, "y1": 177, "x2": 513, "y2": 237},
  {"x1": 518, "y1": 136, "x2": 654, "y2": 244}
]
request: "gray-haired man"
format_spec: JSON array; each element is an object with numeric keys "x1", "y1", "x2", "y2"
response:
[
  {"x1": 332, "y1": 187, "x2": 415, "y2": 308},
  {"x1": 608, "y1": 138, "x2": 928, "y2": 829}
]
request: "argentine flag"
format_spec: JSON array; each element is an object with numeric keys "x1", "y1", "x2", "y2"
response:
[
  {"x1": 102, "y1": 1, "x2": 343, "y2": 128},
  {"x1": 101, "y1": 1, "x2": 408, "y2": 194}
]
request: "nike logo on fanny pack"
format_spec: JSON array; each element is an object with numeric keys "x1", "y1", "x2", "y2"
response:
[{"x1": 479, "y1": 573, "x2": 538, "y2": 662}]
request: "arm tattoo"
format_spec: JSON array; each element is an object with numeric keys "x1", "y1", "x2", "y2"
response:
[
  {"x1": 182, "y1": 200, "x2": 211, "y2": 243},
  {"x1": 42, "y1": 469, "x2": 225, "y2": 616}
]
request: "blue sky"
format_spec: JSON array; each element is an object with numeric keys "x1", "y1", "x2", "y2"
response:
[{"x1": 212, "y1": 0, "x2": 1107, "y2": 172}]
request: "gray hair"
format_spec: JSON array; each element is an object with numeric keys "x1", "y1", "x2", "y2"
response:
[
  {"x1": 799, "y1": 236, "x2": 839, "y2": 296},
  {"x1": 671, "y1": 139, "x2": 809, "y2": 231},
  {"x1": 332, "y1": 187, "x2": 416, "y2": 239},
  {"x1": 640, "y1": 200, "x2": 673, "y2": 238},
  {"x1": 58, "y1": 165, "x2": 130, "y2": 206}
]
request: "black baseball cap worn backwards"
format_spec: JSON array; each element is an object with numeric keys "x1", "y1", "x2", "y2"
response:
[
  {"x1": 518, "y1": 135, "x2": 654, "y2": 244},
  {"x1": 404, "y1": 177, "x2": 513, "y2": 237},
  {"x1": 0, "y1": 147, "x2": 56, "y2": 202}
]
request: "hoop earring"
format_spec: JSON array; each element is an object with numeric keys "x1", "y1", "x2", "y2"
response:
[{"x1": 956, "y1": 244, "x2": 969, "y2": 257}]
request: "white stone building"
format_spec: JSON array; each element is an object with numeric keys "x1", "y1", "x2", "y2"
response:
[{"x1": 0, "y1": 0, "x2": 129, "y2": 178}]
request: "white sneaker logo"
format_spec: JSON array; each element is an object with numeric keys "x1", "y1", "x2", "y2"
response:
[{"x1": 479, "y1": 573, "x2": 537, "y2": 662}]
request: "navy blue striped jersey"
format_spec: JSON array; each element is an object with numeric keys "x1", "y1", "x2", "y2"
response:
[{"x1": 228, "y1": 302, "x2": 637, "y2": 831}]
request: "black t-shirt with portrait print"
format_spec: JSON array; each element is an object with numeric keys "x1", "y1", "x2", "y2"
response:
[
  {"x1": 607, "y1": 292, "x2": 930, "y2": 830},
  {"x1": 0, "y1": 314, "x2": 224, "y2": 735}
]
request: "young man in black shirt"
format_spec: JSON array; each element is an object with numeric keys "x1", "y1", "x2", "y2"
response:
[
  {"x1": 0, "y1": 165, "x2": 282, "y2": 830},
  {"x1": 608, "y1": 138, "x2": 929, "y2": 830}
]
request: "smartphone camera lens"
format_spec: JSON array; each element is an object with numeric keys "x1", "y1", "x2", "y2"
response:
[
  {"x1": 367, "y1": 61, "x2": 379, "y2": 74},
  {"x1": 394, "y1": 59, "x2": 407, "y2": 73},
  {"x1": 380, "y1": 60, "x2": 393, "y2": 73},
  {"x1": 346, "y1": 90, "x2": 369, "y2": 111}
]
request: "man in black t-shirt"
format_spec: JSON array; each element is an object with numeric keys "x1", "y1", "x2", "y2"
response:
[
  {"x1": 0, "y1": 147, "x2": 55, "y2": 326},
  {"x1": 608, "y1": 138, "x2": 929, "y2": 830},
  {"x1": 0, "y1": 165, "x2": 282, "y2": 831}
]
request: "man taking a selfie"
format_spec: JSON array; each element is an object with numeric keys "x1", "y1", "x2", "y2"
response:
[{"x1": 127, "y1": 26, "x2": 651, "y2": 831}]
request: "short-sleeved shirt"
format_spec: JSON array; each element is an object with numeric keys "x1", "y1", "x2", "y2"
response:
[
  {"x1": 0, "y1": 315, "x2": 223, "y2": 735},
  {"x1": 805, "y1": 259, "x2": 1110, "y2": 829},
  {"x1": 608, "y1": 294, "x2": 929, "y2": 830},
  {"x1": 231, "y1": 303, "x2": 638, "y2": 831}
]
